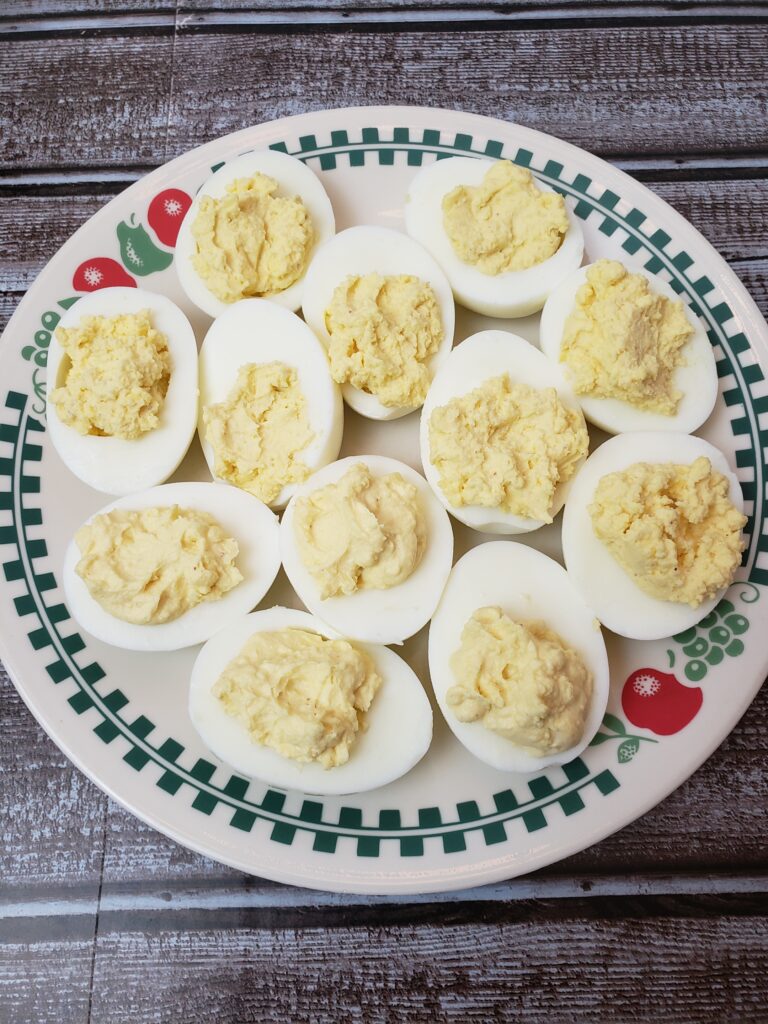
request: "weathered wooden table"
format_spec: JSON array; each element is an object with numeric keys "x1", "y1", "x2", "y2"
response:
[{"x1": 1, "y1": 2, "x2": 767, "y2": 1021}]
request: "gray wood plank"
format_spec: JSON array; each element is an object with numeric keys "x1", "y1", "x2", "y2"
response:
[
  {"x1": 0, "y1": 936, "x2": 92, "y2": 1024},
  {"x1": 166, "y1": 26, "x2": 768, "y2": 160},
  {"x1": 0, "y1": 668, "x2": 108, "y2": 890},
  {"x1": 0, "y1": 35, "x2": 174, "y2": 171},
  {"x1": 1, "y1": 26, "x2": 766, "y2": 173},
  {"x1": 86, "y1": 905, "x2": 768, "y2": 1023}
]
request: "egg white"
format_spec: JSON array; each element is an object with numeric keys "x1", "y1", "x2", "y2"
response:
[
  {"x1": 404, "y1": 155, "x2": 584, "y2": 318},
  {"x1": 539, "y1": 261, "x2": 719, "y2": 435},
  {"x1": 188, "y1": 606, "x2": 433, "y2": 795},
  {"x1": 428, "y1": 541, "x2": 610, "y2": 773},
  {"x1": 280, "y1": 454, "x2": 454, "y2": 645},
  {"x1": 46, "y1": 287, "x2": 198, "y2": 496},
  {"x1": 420, "y1": 330, "x2": 589, "y2": 534},
  {"x1": 175, "y1": 149, "x2": 336, "y2": 318},
  {"x1": 63, "y1": 481, "x2": 281, "y2": 652},
  {"x1": 197, "y1": 298, "x2": 343, "y2": 510},
  {"x1": 561, "y1": 432, "x2": 745, "y2": 640},
  {"x1": 301, "y1": 225, "x2": 456, "y2": 421}
]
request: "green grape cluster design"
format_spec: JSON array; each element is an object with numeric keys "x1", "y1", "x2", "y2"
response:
[{"x1": 672, "y1": 597, "x2": 750, "y2": 682}]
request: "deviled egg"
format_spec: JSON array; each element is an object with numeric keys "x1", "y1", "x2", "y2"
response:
[
  {"x1": 46, "y1": 287, "x2": 198, "y2": 496},
  {"x1": 404, "y1": 156, "x2": 584, "y2": 317},
  {"x1": 280, "y1": 454, "x2": 454, "y2": 645},
  {"x1": 198, "y1": 299, "x2": 343, "y2": 510},
  {"x1": 189, "y1": 606, "x2": 433, "y2": 795},
  {"x1": 175, "y1": 149, "x2": 336, "y2": 318},
  {"x1": 301, "y1": 225, "x2": 455, "y2": 420},
  {"x1": 562, "y1": 432, "x2": 746, "y2": 640},
  {"x1": 63, "y1": 481, "x2": 281, "y2": 651},
  {"x1": 539, "y1": 259, "x2": 718, "y2": 434},
  {"x1": 420, "y1": 330, "x2": 589, "y2": 534},
  {"x1": 428, "y1": 542, "x2": 610, "y2": 773}
]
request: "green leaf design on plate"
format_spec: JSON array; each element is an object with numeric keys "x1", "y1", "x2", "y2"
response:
[
  {"x1": 617, "y1": 738, "x2": 640, "y2": 763},
  {"x1": 601, "y1": 713, "x2": 627, "y2": 736},
  {"x1": 589, "y1": 732, "x2": 612, "y2": 746}
]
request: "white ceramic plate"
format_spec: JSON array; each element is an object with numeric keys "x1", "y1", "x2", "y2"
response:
[{"x1": 1, "y1": 106, "x2": 766, "y2": 895}]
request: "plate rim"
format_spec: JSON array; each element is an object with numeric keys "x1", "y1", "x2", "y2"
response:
[{"x1": 1, "y1": 103, "x2": 767, "y2": 894}]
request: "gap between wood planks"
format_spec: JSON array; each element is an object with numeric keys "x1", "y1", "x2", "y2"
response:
[
  {"x1": 1, "y1": 4, "x2": 768, "y2": 40},
  {"x1": 2, "y1": 154, "x2": 768, "y2": 196},
  {"x1": 1, "y1": 876, "x2": 766, "y2": 939}
]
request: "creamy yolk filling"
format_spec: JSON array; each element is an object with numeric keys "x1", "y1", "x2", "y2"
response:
[
  {"x1": 447, "y1": 606, "x2": 592, "y2": 755},
  {"x1": 442, "y1": 161, "x2": 569, "y2": 275},
  {"x1": 293, "y1": 463, "x2": 426, "y2": 599},
  {"x1": 560, "y1": 260, "x2": 693, "y2": 414},
  {"x1": 203, "y1": 361, "x2": 314, "y2": 505},
  {"x1": 428, "y1": 374, "x2": 588, "y2": 522},
  {"x1": 213, "y1": 628, "x2": 381, "y2": 768},
  {"x1": 191, "y1": 173, "x2": 313, "y2": 302},
  {"x1": 75, "y1": 505, "x2": 242, "y2": 624},
  {"x1": 324, "y1": 272, "x2": 443, "y2": 408},
  {"x1": 51, "y1": 310, "x2": 170, "y2": 439},
  {"x1": 590, "y1": 456, "x2": 746, "y2": 607}
]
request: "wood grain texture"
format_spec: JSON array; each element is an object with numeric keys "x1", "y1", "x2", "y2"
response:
[
  {"x1": 1, "y1": 25, "x2": 766, "y2": 173},
  {"x1": 0, "y1": 36, "x2": 174, "y2": 171},
  {"x1": 0, "y1": 937, "x2": 92, "y2": 1024},
  {"x1": 165, "y1": 27, "x2": 768, "y2": 160},
  {"x1": 0, "y1": 668, "x2": 107, "y2": 890},
  {"x1": 86, "y1": 908, "x2": 768, "y2": 1023}
]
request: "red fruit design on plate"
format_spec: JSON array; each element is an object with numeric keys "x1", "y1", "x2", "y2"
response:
[
  {"x1": 622, "y1": 667, "x2": 703, "y2": 736},
  {"x1": 148, "y1": 188, "x2": 192, "y2": 247},
  {"x1": 73, "y1": 257, "x2": 136, "y2": 292}
]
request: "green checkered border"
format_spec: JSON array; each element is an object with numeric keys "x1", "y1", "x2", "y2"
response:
[{"x1": 2, "y1": 125, "x2": 765, "y2": 857}]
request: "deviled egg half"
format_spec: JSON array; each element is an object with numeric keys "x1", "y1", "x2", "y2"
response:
[
  {"x1": 280, "y1": 454, "x2": 454, "y2": 645},
  {"x1": 405, "y1": 156, "x2": 584, "y2": 317},
  {"x1": 63, "y1": 481, "x2": 281, "y2": 651},
  {"x1": 46, "y1": 287, "x2": 198, "y2": 496},
  {"x1": 176, "y1": 149, "x2": 336, "y2": 318},
  {"x1": 539, "y1": 259, "x2": 718, "y2": 435},
  {"x1": 189, "y1": 606, "x2": 433, "y2": 795},
  {"x1": 429, "y1": 542, "x2": 610, "y2": 774},
  {"x1": 198, "y1": 299, "x2": 343, "y2": 510},
  {"x1": 420, "y1": 330, "x2": 589, "y2": 534},
  {"x1": 562, "y1": 432, "x2": 746, "y2": 640},
  {"x1": 301, "y1": 225, "x2": 455, "y2": 420}
]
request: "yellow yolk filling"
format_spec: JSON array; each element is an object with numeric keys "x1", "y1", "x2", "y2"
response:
[
  {"x1": 447, "y1": 606, "x2": 592, "y2": 754},
  {"x1": 75, "y1": 505, "x2": 242, "y2": 624},
  {"x1": 51, "y1": 310, "x2": 170, "y2": 439},
  {"x1": 442, "y1": 161, "x2": 569, "y2": 274},
  {"x1": 428, "y1": 374, "x2": 588, "y2": 522},
  {"x1": 213, "y1": 628, "x2": 381, "y2": 768},
  {"x1": 293, "y1": 463, "x2": 426, "y2": 599},
  {"x1": 324, "y1": 273, "x2": 443, "y2": 408},
  {"x1": 560, "y1": 260, "x2": 694, "y2": 414},
  {"x1": 590, "y1": 457, "x2": 746, "y2": 607},
  {"x1": 191, "y1": 173, "x2": 313, "y2": 302},
  {"x1": 203, "y1": 361, "x2": 314, "y2": 505}
]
